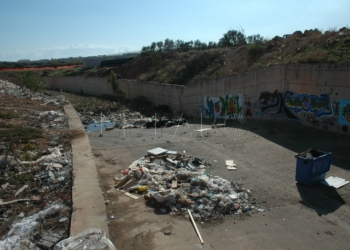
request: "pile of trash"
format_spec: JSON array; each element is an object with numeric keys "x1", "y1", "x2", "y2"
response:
[
  {"x1": 0, "y1": 79, "x2": 74, "y2": 248},
  {"x1": 0, "y1": 148, "x2": 73, "y2": 235},
  {"x1": 115, "y1": 148, "x2": 264, "y2": 222},
  {"x1": 38, "y1": 111, "x2": 68, "y2": 130},
  {"x1": 80, "y1": 109, "x2": 187, "y2": 132}
]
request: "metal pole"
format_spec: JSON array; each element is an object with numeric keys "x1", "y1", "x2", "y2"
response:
[
  {"x1": 201, "y1": 113, "x2": 202, "y2": 138},
  {"x1": 155, "y1": 113, "x2": 157, "y2": 138},
  {"x1": 123, "y1": 112, "x2": 125, "y2": 138},
  {"x1": 173, "y1": 113, "x2": 183, "y2": 137},
  {"x1": 100, "y1": 112, "x2": 102, "y2": 136}
]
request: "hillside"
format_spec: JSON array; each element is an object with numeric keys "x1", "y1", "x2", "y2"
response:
[{"x1": 2, "y1": 28, "x2": 350, "y2": 86}]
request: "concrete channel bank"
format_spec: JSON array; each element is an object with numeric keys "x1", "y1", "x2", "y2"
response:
[
  {"x1": 63, "y1": 103, "x2": 109, "y2": 237},
  {"x1": 44, "y1": 63, "x2": 350, "y2": 134}
]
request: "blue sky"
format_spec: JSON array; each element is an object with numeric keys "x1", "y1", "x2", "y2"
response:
[{"x1": 0, "y1": 0, "x2": 349, "y2": 61}]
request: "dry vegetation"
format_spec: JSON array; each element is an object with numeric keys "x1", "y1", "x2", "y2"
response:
[{"x1": 1, "y1": 27, "x2": 349, "y2": 86}]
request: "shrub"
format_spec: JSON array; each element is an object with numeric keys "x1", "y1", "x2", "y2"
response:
[
  {"x1": 247, "y1": 41, "x2": 265, "y2": 61},
  {"x1": 134, "y1": 95, "x2": 151, "y2": 105},
  {"x1": 108, "y1": 72, "x2": 128, "y2": 103},
  {"x1": 298, "y1": 50, "x2": 334, "y2": 63},
  {"x1": 18, "y1": 71, "x2": 46, "y2": 92}
]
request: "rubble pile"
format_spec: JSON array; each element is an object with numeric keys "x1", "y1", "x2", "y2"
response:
[
  {"x1": 115, "y1": 148, "x2": 265, "y2": 222},
  {"x1": 0, "y1": 79, "x2": 73, "y2": 248},
  {"x1": 0, "y1": 79, "x2": 67, "y2": 107}
]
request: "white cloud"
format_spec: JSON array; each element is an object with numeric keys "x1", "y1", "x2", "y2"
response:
[{"x1": 0, "y1": 43, "x2": 137, "y2": 61}]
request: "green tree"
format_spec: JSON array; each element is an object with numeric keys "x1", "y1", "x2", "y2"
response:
[
  {"x1": 19, "y1": 71, "x2": 46, "y2": 92},
  {"x1": 156, "y1": 41, "x2": 164, "y2": 52},
  {"x1": 246, "y1": 34, "x2": 264, "y2": 44},
  {"x1": 108, "y1": 71, "x2": 119, "y2": 93},
  {"x1": 164, "y1": 38, "x2": 175, "y2": 51},
  {"x1": 207, "y1": 41, "x2": 217, "y2": 49},
  {"x1": 219, "y1": 30, "x2": 246, "y2": 47},
  {"x1": 108, "y1": 72, "x2": 128, "y2": 103},
  {"x1": 175, "y1": 40, "x2": 184, "y2": 50}
]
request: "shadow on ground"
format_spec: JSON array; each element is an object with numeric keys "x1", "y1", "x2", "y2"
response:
[
  {"x1": 297, "y1": 183, "x2": 345, "y2": 216},
  {"x1": 198, "y1": 117, "x2": 350, "y2": 171}
]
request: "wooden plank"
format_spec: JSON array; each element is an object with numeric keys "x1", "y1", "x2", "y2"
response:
[
  {"x1": 0, "y1": 199, "x2": 31, "y2": 206},
  {"x1": 124, "y1": 192, "x2": 139, "y2": 200},
  {"x1": 15, "y1": 185, "x2": 28, "y2": 197},
  {"x1": 188, "y1": 209, "x2": 204, "y2": 245}
]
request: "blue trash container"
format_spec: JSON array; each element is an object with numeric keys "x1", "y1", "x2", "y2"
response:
[{"x1": 294, "y1": 149, "x2": 332, "y2": 185}]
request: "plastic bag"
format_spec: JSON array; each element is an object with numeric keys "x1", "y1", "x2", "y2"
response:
[
  {"x1": 150, "y1": 190, "x2": 176, "y2": 204},
  {"x1": 54, "y1": 228, "x2": 116, "y2": 250}
]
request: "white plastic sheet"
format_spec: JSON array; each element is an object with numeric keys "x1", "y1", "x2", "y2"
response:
[{"x1": 54, "y1": 228, "x2": 117, "y2": 250}]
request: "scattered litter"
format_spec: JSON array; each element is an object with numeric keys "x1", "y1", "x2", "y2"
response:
[
  {"x1": 167, "y1": 151, "x2": 178, "y2": 155},
  {"x1": 225, "y1": 160, "x2": 236, "y2": 167},
  {"x1": 147, "y1": 147, "x2": 168, "y2": 156},
  {"x1": 52, "y1": 163, "x2": 63, "y2": 169},
  {"x1": 37, "y1": 232, "x2": 64, "y2": 249},
  {"x1": 225, "y1": 160, "x2": 237, "y2": 170},
  {"x1": 321, "y1": 176, "x2": 349, "y2": 189},
  {"x1": 124, "y1": 192, "x2": 139, "y2": 199},
  {"x1": 172, "y1": 179, "x2": 178, "y2": 189},
  {"x1": 164, "y1": 229, "x2": 171, "y2": 235},
  {"x1": 2, "y1": 182, "x2": 9, "y2": 190},
  {"x1": 110, "y1": 215, "x2": 115, "y2": 219},
  {"x1": 59, "y1": 217, "x2": 68, "y2": 223},
  {"x1": 226, "y1": 166, "x2": 237, "y2": 170}
]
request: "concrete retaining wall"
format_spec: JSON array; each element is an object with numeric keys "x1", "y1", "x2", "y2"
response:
[
  {"x1": 46, "y1": 77, "x2": 185, "y2": 114},
  {"x1": 4, "y1": 63, "x2": 349, "y2": 133}
]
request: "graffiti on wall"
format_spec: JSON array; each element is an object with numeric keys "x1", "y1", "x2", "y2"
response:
[
  {"x1": 257, "y1": 90, "x2": 334, "y2": 122},
  {"x1": 243, "y1": 94, "x2": 252, "y2": 116},
  {"x1": 284, "y1": 93, "x2": 333, "y2": 117},
  {"x1": 257, "y1": 90, "x2": 299, "y2": 121},
  {"x1": 339, "y1": 100, "x2": 350, "y2": 125},
  {"x1": 194, "y1": 103, "x2": 204, "y2": 116},
  {"x1": 204, "y1": 94, "x2": 243, "y2": 119}
]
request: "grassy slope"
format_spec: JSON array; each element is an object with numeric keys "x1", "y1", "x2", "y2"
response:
[{"x1": 2, "y1": 28, "x2": 350, "y2": 86}]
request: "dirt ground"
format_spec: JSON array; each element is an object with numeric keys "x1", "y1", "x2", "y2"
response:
[{"x1": 89, "y1": 118, "x2": 350, "y2": 250}]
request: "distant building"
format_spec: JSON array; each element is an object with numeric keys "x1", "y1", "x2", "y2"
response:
[{"x1": 81, "y1": 52, "x2": 140, "y2": 68}]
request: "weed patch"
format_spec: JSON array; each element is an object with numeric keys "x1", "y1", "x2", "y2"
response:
[{"x1": 0, "y1": 126, "x2": 43, "y2": 142}]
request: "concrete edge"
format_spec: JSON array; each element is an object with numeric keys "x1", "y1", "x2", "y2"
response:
[{"x1": 63, "y1": 103, "x2": 109, "y2": 237}]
